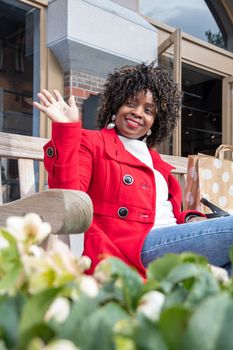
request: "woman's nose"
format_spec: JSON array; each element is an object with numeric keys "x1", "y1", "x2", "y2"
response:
[{"x1": 132, "y1": 106, "x2": 143, "y2": 117}]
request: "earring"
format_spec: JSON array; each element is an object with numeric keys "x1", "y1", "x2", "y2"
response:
[
  {"x1": 147, "y1": 129, "x2": 152, "y2": 136},
  {"x1": 106, "y1": 115, "x2": 116, "y2": 129}
]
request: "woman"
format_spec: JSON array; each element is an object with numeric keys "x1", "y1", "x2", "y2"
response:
[{"x1": 34, "y1": 62, "x2": 233, "y2": 278}]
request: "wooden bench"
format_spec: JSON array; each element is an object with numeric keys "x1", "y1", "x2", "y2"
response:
[
  {"x1": 0, "y1": 132, "x2": 47, "y2": 202},
  {"x1": 0, "y1": 132, "x2": 93, "y2": 250},
  {"x1": 0, "y1": 132, "x2": 188, "y2": 202},
  {"x1": 0, "y1": 131, "x2": 188, "y2": 253}
]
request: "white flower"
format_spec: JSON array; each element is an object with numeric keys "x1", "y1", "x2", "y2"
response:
[
  {"x1": 46, "y1": 239, "x2": 80, "y2": 276},
  {"x1": 44, "y1": 297, "x2": 70, "y2": 323},
  {"x1": 21, "y1": 239, "x2": 91, "y2": 294},
  {"x1": 44, "y1": 340, "x2": 79, "y2": 350},
  {"x1": 79, "y1": 275, "x2": 99, "y2": 297},
  {"x1": 6, "y1": 213, "x2": 51, "y2": 244},
  {"x1": 77, "y1": 255, "x2": 92, "y2": 272},
  {"x1": 28, "y1": 245, "x2": 45, "y2": 258},
  {"x1": 137, "y1": 291, "x2": 165, "y2": 321},
  {"x1": 208, "y1": 264, "x2": 229, "y2": 284},
  {"x1": 27, "y1": 338, "x2": 80, "y2": 350}
]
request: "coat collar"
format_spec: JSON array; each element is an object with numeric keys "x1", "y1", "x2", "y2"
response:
[{"x1": 100, "y1": 127, "x2": 174, "y2": 173}]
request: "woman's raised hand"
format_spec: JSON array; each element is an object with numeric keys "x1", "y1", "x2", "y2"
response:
[{"x1": 33, "y1": 89, "x2": 80, "y2": 123}]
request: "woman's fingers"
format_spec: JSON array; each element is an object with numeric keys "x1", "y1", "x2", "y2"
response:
[
  {"x1": 33, "y1": 89, "x2": 78, "y2": 123},
  {"x1": 36, "y1": 89, "x2": 56, "y2": 108},
  {"x1": 54, "y1": 89, "x2": 64, "y2": 102},
  {"x1": 33, "y1": 101, "x2": 47, "y2": 113},
  {"x1": 37, "y1": 92, "x2": 51, "y2": 108},
  {"x1": 68, "y1": 95, "x2": 76, "y2": 108},
  {"x1": 42, "y1": 89, "x2": 56, "y2": 104}
]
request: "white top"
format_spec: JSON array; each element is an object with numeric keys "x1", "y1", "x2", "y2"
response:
[{"x1": 118, "y1": 135, "x2": 177, "y2": 228}]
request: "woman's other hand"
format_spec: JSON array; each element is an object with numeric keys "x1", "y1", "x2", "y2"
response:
[
  {"x1": 187, "y1": 216, "x2": 207, "y2": 223},
  {"x1": 33, "y1": 89, "x2": 79, "y2": 123}
]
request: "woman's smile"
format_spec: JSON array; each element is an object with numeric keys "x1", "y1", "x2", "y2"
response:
[
  {"x1": 125, "y1": 116, "x2": 143, "y2": 128},
  {"x1": 115, "y1": 90, "x2": 156, "y2": 139}
]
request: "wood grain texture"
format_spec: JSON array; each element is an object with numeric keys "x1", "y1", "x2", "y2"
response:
[
  {"x1": 0, "y1": 189, "x2": 93, "y2": 235},
  {"x1": 0, "y1": 132, "x2": 47, "y2": 160}
]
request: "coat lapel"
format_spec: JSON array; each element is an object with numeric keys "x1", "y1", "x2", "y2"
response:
[
  {"x1": 100, "y1": 127, "x2": 174, "y2": 177},
  {"x1": 101, "y1": 127, "x2": 145, "y2": 167}
]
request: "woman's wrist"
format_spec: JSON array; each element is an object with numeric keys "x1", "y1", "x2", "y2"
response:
[
  {"x1": 185, "y1": 214, "x2": 207, "y2": 223},
  {"x1": 185, "y1": 214, "x2": 199, "y2": 223}
]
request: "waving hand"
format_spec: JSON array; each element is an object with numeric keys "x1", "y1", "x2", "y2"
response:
[{"x1": 33, "y1": 89, "x2": 80, "y2": 123}]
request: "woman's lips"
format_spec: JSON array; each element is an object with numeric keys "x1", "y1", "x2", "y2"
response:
[{"x1": 125, "y1": 118, "x2": 141, "y2": 128}]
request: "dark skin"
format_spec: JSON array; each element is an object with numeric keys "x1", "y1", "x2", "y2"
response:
[{"x1": 114, "y1": 90, "x2": 156, "y2": 139}]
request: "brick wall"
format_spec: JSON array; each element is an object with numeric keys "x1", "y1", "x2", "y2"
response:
[{"x1": 64, "y1": 70, "x2": 105, "y2": 120}]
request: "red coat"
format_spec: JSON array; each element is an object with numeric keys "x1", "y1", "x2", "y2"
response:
[{"x1": 44, "y1": 122, "x2": 203, "y2": 278}]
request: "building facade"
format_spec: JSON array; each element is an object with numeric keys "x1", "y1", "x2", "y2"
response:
[{"x1": 0, "y1": 0, "x2": 233, "y2": 199}]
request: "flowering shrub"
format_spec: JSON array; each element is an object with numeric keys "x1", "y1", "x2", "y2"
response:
[{"x1": 1, "y1": 213, "x2": 233, "y2": 350}]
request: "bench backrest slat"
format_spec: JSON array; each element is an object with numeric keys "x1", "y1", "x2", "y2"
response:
[
  {"x1": 0, "y1": 132, "x2": 48, "y2": 203},
  {"x1": 0, "y1": 132, "x2": 70, "y2": 246},
  {"x1": 0, "y1": 132, "x2": 47, "y2": 160},
  {"x1": 0, "y1": 132, "x2": 189, "y2": 203}
]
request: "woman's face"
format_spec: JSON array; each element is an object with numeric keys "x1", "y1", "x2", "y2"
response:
[{"x1": 115, "y1": 90, "x2": 156, "y2": 139}]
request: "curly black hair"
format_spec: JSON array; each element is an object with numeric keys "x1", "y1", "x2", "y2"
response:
[{"x1": 97, "y1": 62, "x2": 182, "y2": 148}]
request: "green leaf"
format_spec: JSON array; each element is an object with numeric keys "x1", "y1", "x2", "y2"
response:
[
  {"x1": 19, "y1": 287, "x2": 61, "y2": 335},
  {"x1": 84, "y1": 302, "x2": 129, "y2": 350},
  {"x1": 184, "y1": 269, "x2": 219, "y2": 307},
  {"x1": 96, "y1": 258, "x2": 143, "y2": 310},
  {"x1": 0, "y1": 340, "x2": 8, "y2": 350},
  {"x1": 18, "y1": 323, "x2": 55, "y2": 350},
  {"x1": 229, "y1": 246, "x2": 233, "y2": 267},
  {"x1": 114, "y1": 336, "x2": 136, "y2": 350},
  {"x1": 147, "y1": 252, "x2": 208, "y2": 283},
  {"x1": 0, "y1": 265, "x2": 23, "y2": 293},
  {"x1": 164, "y1": 288, "x2": 189, "y2": 309},
  {"x1": 159, "y1": 306, "x2": 190, "y2": 350},
  {"x1": 0, "y1": 229, "x2": 18, "y2": 246},
  {"x1": 60, "y1": 299, "x2": 129, "y2": 350},
  {"x1": 160, "y1": 263, "x2": 199, "y2": 293},
  {"x1": 134, "y1": 315, "x2": 168, "y2": 350},
  {"x1": 182, "y1": 293, "x2": 233, "y2": 350},
  {"x1": 161, "y1": 263, "x2": 220, "y2": 307},
  {"x1": 179, "y1": 252, "x2": 208, "y2": 266},
  {"x1": 147, "y1": 254, "x2": 181, "y2": 282},
  {"x1": 56, "y1": 295, "x2": 99, "y2": 339},
  {"x1": 0, "y1": 230, "x2": 23, "y2": 293},
  {"x1": 0, "y1": 294, "x2": 25, "y2": 349}
]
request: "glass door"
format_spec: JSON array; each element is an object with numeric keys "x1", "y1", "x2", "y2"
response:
[
  {"x1": 0, "y1": 0, "x2": 41, "y2": 202},
  {"x1": 157, "y1": 28, "x2": 181, "y2": 156},
  {"x1": 0, "y1": 0, "x2": 40, "y2": 137},
  {"x1": 181, "y1": 65, "x2": 222, "y2": 156}
]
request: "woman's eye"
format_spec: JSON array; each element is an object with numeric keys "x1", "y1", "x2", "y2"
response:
[
  {"x1": 127, "y1": 101, "x2": 134, "y2": 107},
  {"x1": 145, "y1": 108, "x2": 153, "y2": 114}
]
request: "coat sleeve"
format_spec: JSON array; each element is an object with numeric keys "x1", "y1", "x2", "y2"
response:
[{"x1": 43, "y1": 122, "x2": 93, "y2": 191}]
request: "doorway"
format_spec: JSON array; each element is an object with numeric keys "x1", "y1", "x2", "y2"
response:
[
  {"x1": 181, "y1": 65, "x2": 222, "y2": 156},
  {"x1": 0, "y1": 0, "x2": 40, "y2": 202}
]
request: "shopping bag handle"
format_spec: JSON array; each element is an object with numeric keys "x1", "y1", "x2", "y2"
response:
[
  {"x1": 215, "y1": 144, "x2": 233, "y2": 160},
  {"x1": 200, "y1": 197, "x2": 230, "y2": 219}
]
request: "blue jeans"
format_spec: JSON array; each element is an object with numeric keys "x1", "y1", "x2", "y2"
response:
[{"x1": 141, "y1": 216, "x2": 233, "y2": 273}]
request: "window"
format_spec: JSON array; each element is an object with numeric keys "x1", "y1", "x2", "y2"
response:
[{"x1": 139, "y1": 0, "x2": 226, "y2": 48}]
